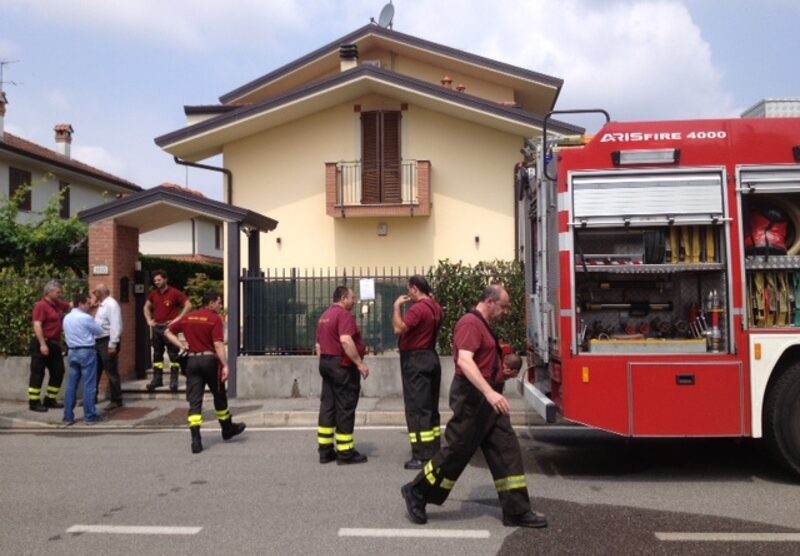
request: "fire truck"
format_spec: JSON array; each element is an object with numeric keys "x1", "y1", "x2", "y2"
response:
[{"x1": 518, "y1": 111, "x2": 800, "y2": 475}]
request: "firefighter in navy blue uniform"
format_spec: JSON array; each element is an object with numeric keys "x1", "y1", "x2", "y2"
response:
[
  {"x1": 401, "y1": 285, "x2": 548, "y2": 529},
  {"x1": 392, "y1": 275, "x2": 443, "y2": 469},
  {"x1": 315, "y1": 286, "x2": 369, "y2": 464},
  {"x1": 165, "y1": 291, "x2": 244, "y2": 454}
]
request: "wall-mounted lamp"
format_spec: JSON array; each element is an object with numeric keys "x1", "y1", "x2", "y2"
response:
[
  {"x1": 276, "y1": 237, "x2": 282, "y2": 245},
  {"x1": 377, "y1": 223, "x2": 388, "y2": 236},
  {"x1": 474, "y1": 235, "x2": 480, "y2": 245}
]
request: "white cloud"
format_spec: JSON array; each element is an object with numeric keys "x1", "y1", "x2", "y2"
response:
[
  {"x1": 396, "y1": 0, "x2": 738, "y2": 125},
  {"x1": 72, "y1": 145, "x2": 126, "y2": 176},
  {"x1": 44, "y1": 88, "x2": 71, "y2": 112}
]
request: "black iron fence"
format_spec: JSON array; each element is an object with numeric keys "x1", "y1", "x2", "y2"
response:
[{"x1": 240, "y1": 267, "x2": 432, "y2": 355}]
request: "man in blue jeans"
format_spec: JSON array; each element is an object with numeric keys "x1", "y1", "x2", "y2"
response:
[{"x1": 63, "y1": 292, "x2": 106, "y2": 424}]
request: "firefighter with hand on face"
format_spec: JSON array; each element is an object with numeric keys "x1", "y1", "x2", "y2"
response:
[
  {"x1": 315, "y1": 286, "x2": 369, "y2": 465},
  {"x1": 392, "y1": 275, "x2": 443, "y2": 469},
  {"x1": 401, "y1": 284, "x2": 547, "y2": 529},
  {"x1": 143, "y1": 269, "x2": 191, "y2": 392},
  {"x1": 164, "y1": 291, "x2": 245, "y2": 454}
]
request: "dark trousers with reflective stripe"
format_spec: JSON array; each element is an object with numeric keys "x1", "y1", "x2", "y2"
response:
[
  {"x1": 410, "y1": 375, "x2": 531, "y2": 516},
  {"x1": 185, "y1": 356, "x2": 229, "y2": 425},
  {"x1": 152, "y1": 325, "x2": 185, "y2": 373},
  {"x1": 28, "y1": 339, "x2": 65, "y2": 401},
  {"x1": 400, "y1": 349, "x2": 441, "y2": 459},
  {"x1": 317, "y1": 356, "x2": 360, "y2": 454}
]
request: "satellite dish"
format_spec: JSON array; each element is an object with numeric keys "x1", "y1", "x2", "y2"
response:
[{"x1": 378, "y1": 2, "x2": 394, "y2": 28}]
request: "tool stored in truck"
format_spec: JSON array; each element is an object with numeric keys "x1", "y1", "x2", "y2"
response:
[{"x1": 519, "y1": 112, "x2": 800, "y2": 476}]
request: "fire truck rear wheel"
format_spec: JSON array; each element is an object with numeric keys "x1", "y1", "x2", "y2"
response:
[{"x1": 763, "y1": 362, "x2": 800, "y2": 477}]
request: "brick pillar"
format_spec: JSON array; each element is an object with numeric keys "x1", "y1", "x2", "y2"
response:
[{"x1": 88, "y1": 220, "x2": 139, "y2": 391}]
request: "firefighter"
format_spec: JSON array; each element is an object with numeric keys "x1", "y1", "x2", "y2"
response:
[
  {"x1": 164, "y1": 290, "x2": 244, "y2": 454},
  {"x1": 315, "y1": 286, "x2": 369, "y2": 465},
  {"x1": 392, "y1": 275, "x2": 443, "y2": 469},
  {"x1": 143, "y1": 269, "x2": 191, "y2": 392},
  {"x1": 28, "y1": 280, "x2": 71, "y2": 412},
  {"x1": 401, "y1": 285, "x2": 548, "y2": 529}
]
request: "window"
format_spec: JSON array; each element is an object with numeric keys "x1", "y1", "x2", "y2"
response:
[
  {"x1": 214, "y1": 224, "x2": 222, "y2": 250},
  {"x1": 361, "y1": 111, "x2": 401, "y2": 204},
  {"x1": 59, "y1": 181, "x2": 70, "y2": 218},
  {"x1": 9, "y1": 167, "x2": 32, "y2": 211}
]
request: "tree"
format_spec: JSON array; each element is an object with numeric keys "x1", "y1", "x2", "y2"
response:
[{"x1": 0, "y1": 182, "x2": 88, "y2": 273}]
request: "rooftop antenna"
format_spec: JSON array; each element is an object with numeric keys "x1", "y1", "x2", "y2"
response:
[
  {"x1": 0, "y1": 59, "x2": 21, "y2": 92},
  {"x1": 377, "y1": 1, "x2": 394, "y2": 29}
]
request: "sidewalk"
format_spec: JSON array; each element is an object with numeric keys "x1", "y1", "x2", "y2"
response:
[{"x1": 0, "y1": 392, "x2": 544, "y2": 430}]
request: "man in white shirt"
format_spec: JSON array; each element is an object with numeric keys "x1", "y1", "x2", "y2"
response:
[
  {"x1": 93, "y1": 284, "x2": 124, "y2": 410},
  {"x1": 63, "y1": 292, "x2": 107, "y2": 424}
]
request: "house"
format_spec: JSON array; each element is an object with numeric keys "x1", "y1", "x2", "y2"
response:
[
  {"x1": 138, "y1": 183, "x2": 224, "y2": 265},
  {"x1": 155, "y1": 23, "x2": 581, "y2": 272},
  {"x1": 0, "y1": 92, "x2": 142, "y2": 222}
]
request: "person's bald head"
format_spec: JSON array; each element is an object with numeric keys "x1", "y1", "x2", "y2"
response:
[{"x1": 93, "y1": 284, "x2": 110, "y2": 301}]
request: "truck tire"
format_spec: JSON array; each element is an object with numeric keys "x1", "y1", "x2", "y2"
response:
[{"x1": 763, "y1": 362, "x2": 800, "y2": 477}]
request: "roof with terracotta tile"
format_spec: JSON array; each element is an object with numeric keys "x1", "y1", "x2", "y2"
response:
[{"x1": 0, "y1": 131, "x2": 141, "y2": 192}]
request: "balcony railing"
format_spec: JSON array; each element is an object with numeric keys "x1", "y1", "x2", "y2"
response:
[{"x1": 325, "y1": 159, "x2": 431, "y2": 218}]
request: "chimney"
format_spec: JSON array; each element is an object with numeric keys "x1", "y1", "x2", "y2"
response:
[
  {"x1": 456, "y1": 83, "x2": 466, "y2": 93},
  {"x1": 0, "y1": 91, "x2": 7, "y2": 140},
  {"x1": 54, "y1": 124, "x2": 74, "y2": 158},
  {"x1": 441, "y1": 75, "x2": 452, "y2": 89},
  {"x1": 340, "y1": 44, "x2": 359, "y2": 72}
]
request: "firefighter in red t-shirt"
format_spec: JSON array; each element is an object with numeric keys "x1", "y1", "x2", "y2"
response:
[
  {"x1": 392, "y1": 275, "x2": 443, "y2": 469},
  {"x1": 401, "y1": 285, "x2": 547, "y2": 529},
  {"x1": 28, "y1": 280, "x2": 71, "y2": 412},
  {"x1": 143, "y1": 269, "x2": 191, "y2": 392},
  {"x1": 315, "y1": 286, "x2": 369, "y2": 464},
  {"x1": 164, "y1": 291, "x2": 244, "y2": 454}
]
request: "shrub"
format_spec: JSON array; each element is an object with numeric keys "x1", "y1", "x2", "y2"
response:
[
  {"x1": 428, "y1": 259, "x2": 525, "y2": 355},
  {"x1": 0, "y1": 264, "x2": 85, "y2": 356}
]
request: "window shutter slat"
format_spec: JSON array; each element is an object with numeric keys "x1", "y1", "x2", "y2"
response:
[
  {"x1": 381, "y1": 112, "x2": 401, "y2": 203},
  {"x1": 361, "y1": 112, "x2": 380, "y2": 204}
]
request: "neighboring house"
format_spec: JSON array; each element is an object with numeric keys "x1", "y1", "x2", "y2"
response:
[
  {"x1": 155, "y1": 24, "x2": 582, "y2": 271},
  {"x1": 741, "y1": 98, "x2": 800, "y2": 118},
  {"x1": 138, "y1": 183, "x2": 224, "y2": 265},
  {"x1": 0, "y1": 92, "x2": 141, "y2": 223}
]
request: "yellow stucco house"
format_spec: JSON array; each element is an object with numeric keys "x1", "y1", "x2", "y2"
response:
[{"x1": 155, "y1": 24, "x2": 580, "y2": 271}]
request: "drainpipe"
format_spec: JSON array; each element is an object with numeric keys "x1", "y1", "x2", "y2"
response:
[{"x1": 173, "y1": 156, "x2": 233, "y2": 205}]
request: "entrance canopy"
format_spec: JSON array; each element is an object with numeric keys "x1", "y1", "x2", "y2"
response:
[{"x1": 79, "y1": 184, "x2": 278, "y2": 397}]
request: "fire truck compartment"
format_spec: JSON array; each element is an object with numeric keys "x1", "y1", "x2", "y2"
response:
[{"x1": 629, "y1": 362, "x2": 744, "y2": 436}]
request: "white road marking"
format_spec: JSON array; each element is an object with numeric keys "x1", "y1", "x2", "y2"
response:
[
  {"x1": 67, "y1": 525, "x2": 202, "y2": 535},
  {"x1": 656, "y1": 532, "x2": 800, "y2": 542},
  {"x1": 338, "y1": 528, "x2": 490, "y2": 539}
]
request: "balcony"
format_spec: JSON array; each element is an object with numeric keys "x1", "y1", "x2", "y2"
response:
[{"x1": 325, "y1": 159, "x2": 431, "y2": 218}]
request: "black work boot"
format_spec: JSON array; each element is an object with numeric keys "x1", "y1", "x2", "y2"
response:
[
  {"x1": 401, "y1": 483, "x2": 428, "y2": 524},
  {"x1": 169, "y1": 368, "x2": 179, "y2": 392},
  {"x1": 43, "y1": 398, "x2": 64, "y2": 409},
  {"x1": 190, "y1": 427, "x2": 203, "y2": 454},
  {"x1": 220, "y1": 419, "x2": 246, "y2": 440},
  {"x1": 29, "y1": 400, "x2": 48, "y2": 412},
  {"x1": 145, "y1": 370, "x2": 163, "y2": 392},
  {"x1": 319, "y1": 449, "x2": 337, "y2": 464},
  {"x1": 337, "y1": 450, "x2": 368, "y2": 465},
  {"x1": 502, "y1": 510, "x2": 548, "y2": 529},
  {"x1": 404, "y1": 458, "x2": 427, "y2": 470}
]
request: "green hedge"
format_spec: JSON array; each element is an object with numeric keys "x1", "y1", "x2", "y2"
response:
[
  {"x1": 0, "y1": 264, "x2": 86, "y2": 356},
  {"x1": 429, "y1": 259, "x2": 525, "y2": 355},
  {"x1": 140, "y1": 256, "x2": 222, "y2": 291}
]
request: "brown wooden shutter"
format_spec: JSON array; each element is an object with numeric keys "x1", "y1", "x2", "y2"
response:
[
  {"x1": 381, "y1": 111, "x2": 402, "y2": 203},
  {"x1": 361, "y1": 111, "x2": 380, "y2": 204}
]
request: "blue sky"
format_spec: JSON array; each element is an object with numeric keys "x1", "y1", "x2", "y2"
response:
[{"x1": 0, "y1": 0, "x2": 797, "y2": 200}]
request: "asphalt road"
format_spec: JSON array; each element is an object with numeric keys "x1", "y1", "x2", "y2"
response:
[{"x1": 1, "y1": 426, "x2": 799, "y2": 555}]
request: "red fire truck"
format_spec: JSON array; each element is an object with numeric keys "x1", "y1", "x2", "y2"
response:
[{"x1": 519, "y1": 111, "x2": 800, "y2": 475}]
